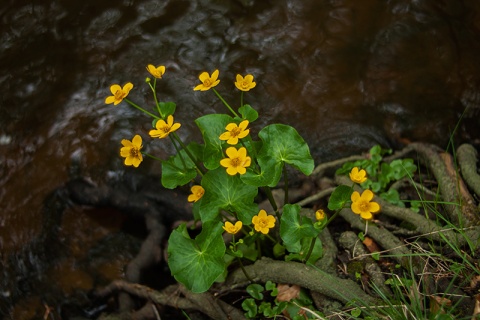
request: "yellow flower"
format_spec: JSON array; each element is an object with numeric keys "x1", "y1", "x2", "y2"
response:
[
  {"x1": 351, "y1": 190, "x2": 380, "y2": 220},
  {"x1": 188, "y1": 185, "x2": 205, "y2": 203},
  {"x1": 194, "y1": 69, "x2": 220, "y2": 91},
  {"x1": 149, "y1": 115, "x2": 181, "y2": 139},
  {"x1": 315, "y1": 209, "x2": 326, "y2": 221},
  {"x1": 252, "y1": 210, "x2": 276, "y2": 234},
  {"x1": 146, "y1": 64, "x2": 165, "y2": 79},
  {"x1": 105, "y1": 83, "x2": 133, "y2": 105},
  {"x1": 223, "y1": 221, "x2": 243, "y2": 235},
  {"x1": 235, "y1": 74, "x2": 256, "y2": 91},
  {"x1": 120, "y1": 134, "x2": 143, "y2": 167},
  {"x1": 220, "y1": 147, "x2": 251, "y2": 175},
  {"x1": 349, "y1": 167, "x2": 367, "y2": 184},
  {"x1": 219, "y1": 120, "x2": 250, "y2": 145}
]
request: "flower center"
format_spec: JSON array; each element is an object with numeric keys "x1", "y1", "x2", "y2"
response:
[
  {"x1": 230, "y1": 127, "x2": 241, "y2": 137},
  {"x1": 130, "y1": 147, "x2": 139, "y2": 157},
  {"x1": 231, "y1": 157, "x2": 241, "y2": 167},
  {"x1": 162, "y1": 126, "x2": 171, "y2": 133},
  {"x1": 358, "y1": 201, "x2": 369, "y2": 212},
  {"x1": 114, "y1": 90, "x2": 125, "y2": 100},
  {"x1": 204, "y1": 79, "x2": 212, "y2": 86},
  {"x1": 257, "y1": 218, "x2": 268, "y2": 228},
  {"x1": 241, "y1": 81, "x2": 249, "y2": 89}
]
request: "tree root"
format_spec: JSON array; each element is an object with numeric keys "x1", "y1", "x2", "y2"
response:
[
  {"x1": 226, "y1": 257, "x2": 377, "y2": 305},
  {"x1": 402, "y1": 142, "x2": 480, "y2": 227},
  {"x1": 95, "y1": 280, "x2": 246, "y2": 320},
  {"x1": 457, "y1": 143, "x2": 480, "y2": 199}
]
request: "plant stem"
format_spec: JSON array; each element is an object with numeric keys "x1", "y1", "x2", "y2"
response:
[
  {"x1": 263, "y1": 187, "x2": 279, "y2": 218},
  {"x1": 142, "y1": 152, "x2": 163, "y2": 162},
  {"x1": 124, "y1": 99, "x2": 160, "y2": 119},
  {"x1": 303, "y1": 237, "x2": 316, "y2": 263},
  {"x1": 240, "y1": 91, "x2": 244, "y2": 109},
  {"x1": 169, "y1": 135, "x2": 187, "y2": 170},
  {"x1": 171, "y1": 133, "x2": 206, "y2": 175},
  {"x1": 283, "y1": 163, "x2": 289, "y2": 205},
  {"x1": 213, "y1": 88, "x2": 239, "y2": 118},
  {"x1": 237, "y1": 257, "x2": 253, "y2": 283},
  {"x1": 149, "y1": 78, "x2": 164, "y2": 118}
]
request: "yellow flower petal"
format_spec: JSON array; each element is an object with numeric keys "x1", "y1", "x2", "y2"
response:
[{"x1": 110, "y1": 84, "x2": 121, "y2": 95}]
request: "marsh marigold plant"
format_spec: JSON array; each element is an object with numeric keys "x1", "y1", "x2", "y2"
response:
[
  {"x1": 103, "y1": 64, "x2": 323, "y2": 294},
  {"x1": 188, "y1": 185, "x2": 205, "y2": 203},
  {"x1": 220, "y1": 146, "x2": 251, "y2": 175},
  {"x1": 146, "y1": 64, "x2": 166, "y2": 79},
  {"x1": 105, "y1": 82, "x2": 133, "y2": 105},
  {"x1": 351, "y1": 189, "x2": 380, "y2": 220},
  {"x1": 252, "y1": 210, "x2": 276, "y2": 234},
  {"x1": 222, "y1": 221, "x2": 243, "y2": 235},
  {"x1": 120, "y1": 134, "x2": 143, "y2": 167},
  {"x1": 349, "y1": 166, "x2": 367, "y2": 184},
  {"x1": 194, "y1": 69, "x2": 220, "y2": 91},
  {"x1": 149, "y1": 115, "x2": 181, "y2": 139},
  {"x1": 219, "y1": 120, "x2": 250, "y2": 145},
  {"x1": 234, "y1": 74, "x2": 256, "y2": 91}
]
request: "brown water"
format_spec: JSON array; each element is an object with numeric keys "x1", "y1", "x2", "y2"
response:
[{"x1": 1, "y1": 0, "x2": 479, "y2": 317}]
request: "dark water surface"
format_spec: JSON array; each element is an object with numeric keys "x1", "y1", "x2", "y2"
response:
[{"x1": 1, "y1": 0, "x2": 480, "y2": 317}]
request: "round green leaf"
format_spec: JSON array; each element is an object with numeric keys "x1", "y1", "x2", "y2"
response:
[
  {"x1": 199, "y1": 168, "x2": 258, "y2": 223},
  {"x1": 327, "y1": 185, "x2": 353, "y2": 210},
  {"x1": 167, "y1": 221, "x2": 226, "y2": 293},
  {"x1": 195, "y1": 114, "x2": 233, "y2": 170},
  {"x1": 257, "y1": 124, "x2": 314, "y2": 187},
  {"x1": 239, "y1": 104, "x2": 258, "y2": 122},
  {"x1": 280, "y1": 204, "x2": 319, "y2": 249}
]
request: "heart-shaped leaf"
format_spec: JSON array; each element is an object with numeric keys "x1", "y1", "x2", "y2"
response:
[
  {"x1": 257, "y1": 124, "x2": 314, "y2": 187},
  {"x1": 167, "y1": 221, "x2": 226, "y2": 293},
  {"x1": 280, "y1": 204, "x2": 319, "y2": 249},
  {"x1": 327, "y1": 185, "x2": 353, "y2": 210},
  {"x1": 195, "y1": 114, "x2": 234, "y2": 170},
  {"x1": 161, "y1": 142, "x2": 203, "y2": 189},
  {"x1": 199, "y1": 167, "x2": 258, "y2": 223}
]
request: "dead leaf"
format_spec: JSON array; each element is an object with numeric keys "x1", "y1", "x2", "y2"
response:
[
  {"x1": 276, "y1": 284, "x2": 301, "y2": 302},
  {"x1": 363, "y1": 236, "x2": 380, "y2": 253},
  {"x1": 429, "y1": 295, "x2": 451, "y2": 315}
]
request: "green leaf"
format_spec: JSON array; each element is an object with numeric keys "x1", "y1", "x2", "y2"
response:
[
  {"x1": 285, "y1": 237, "x2": 322, "y2": 263},
  {"x1": 371, "y1": 252, "x2": 380, "y2": 261},
  {"x1": 280, "y1": 204, "x2": 319, "y2": 249},
  {"x1": 199, "y1": 168, "x2": 258, "y2": 223},
  {"x1": 257, "y1": 124, "x2": 314, "y2": 187},
  {"x1": 195, "y1": 114, "x2": 234, "y2": 170},
  {"x1": 242, "y1": 298, "x2": 258, "y2": 318},
  {"x1": 240, "y1": 156, "x2": 277, "y2": 187},
  {"x1": 238, "y1": 104, "x2": 258, "y2": 122},
  {"x1": 158, "y1": 101, "x2": 176, "y2": 117},
  {"x1": 246, "y1": 283, "x2": 264, "y2": 300},
  {"x1": 167, "y1": 221, "x2": 226, "y2": 293},
  {"x1": 161, "y1": 142, "x2": 202, "y2": 189},
  {"x1": 327, "y1": 185, "x2": 353, "y2": 210}
]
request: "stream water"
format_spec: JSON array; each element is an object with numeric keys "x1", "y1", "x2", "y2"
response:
[{"x1": 1, "y1": 0, "x2": 479, "y2": 318}]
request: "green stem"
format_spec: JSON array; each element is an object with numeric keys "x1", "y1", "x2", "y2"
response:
[
  {"x1": 124, "y1": 99, "x2": 160, "y2": 119},
  {"x1": 212, "y1": 88, "x2": 239, "y2": 118},
  {"x1": 283, "y1": 163, "x2": 289, "y2": 205},
  {"x1": 303, "y1": 237, "x2": 316, "y2": 264},
  {"x1": 240, "y1": 91, "x2": 244, "y2": 109},
  {"x1": 171, "y1": 133, "x2": 206, "y2": 175},
  {"x1": 142, "y1": 152, "x2": 163, "y2": 162},
  {"x1": 263, "y1": 187, "x2": 279, "y2": 219},
  {"x1": 149, "y1": 78, "x2": 164, "y2": 118},
  {"x1": 169, "y1": 135, "x2": 187, "y2": 170},
  {"x1": 237, "y1": 257, "x2": 253, "y2": 283}
]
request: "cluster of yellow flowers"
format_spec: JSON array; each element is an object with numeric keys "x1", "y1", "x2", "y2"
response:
[
  {"x1": 107, "y1": 66, "x2": 275, "y2": 236},
  {"x1": 349, "y1": 167, "x2": 380, "y2": 220}
]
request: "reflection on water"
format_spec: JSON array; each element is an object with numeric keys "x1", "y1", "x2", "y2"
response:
[{"x1": 1, "y1": 0, "x2": 479, "y2": 317}]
